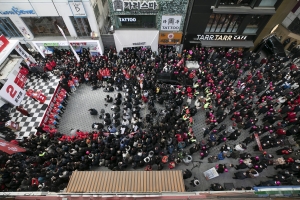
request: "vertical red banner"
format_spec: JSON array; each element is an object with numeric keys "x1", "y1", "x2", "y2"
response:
[{"x1": 254, "y1": 133, "x2": 263, "y2": 151}]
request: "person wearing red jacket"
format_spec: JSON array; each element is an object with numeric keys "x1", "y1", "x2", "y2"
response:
[
  {"x1": 276, "y1": 128, "x2": 286, "y2": 136},
  {"x1": 50, "y1": 60, "x2": 56, "y2": 69}
]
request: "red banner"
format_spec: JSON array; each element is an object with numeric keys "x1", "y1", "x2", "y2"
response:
[
  {"x1": 0, "y1": 35, "x2": 9, "y2": 53},
  {"x1": 254, "y1": 133, "x2": 263, "y2": 151},
  {"x1": 0, "y1": 139, "x2": 26, "y2": 154}
]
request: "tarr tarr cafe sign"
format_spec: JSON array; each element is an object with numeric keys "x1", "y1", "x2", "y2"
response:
[{"x1": 196, "y1": 34, "x2": 248, "y2": 41}]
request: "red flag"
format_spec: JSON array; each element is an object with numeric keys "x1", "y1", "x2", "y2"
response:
[
  {"x1": 254, "y1": 133, "x2": 263, "y2": 151},
  {"x1": 0, "y1": 139, "x2": 26, "y2": 154}
]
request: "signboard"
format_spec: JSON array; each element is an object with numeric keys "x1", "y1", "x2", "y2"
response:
[
  {"x1": 113, "y1": 0, "x2": 159, "y2": 11},
  {"x1": 14, "y1": 44, "x2": 36, "y2": 65},
  {"x1": 0, "y1": 35, "x2": 9, "y2": 53},
  {"x1": 0, "y1": 139, "x2": 26, "y2": 154},
  {"x1": 0, "y1": 78, "x2": 25, "y2": 106},
  {"x1": 69, "y1": 2, "x2": 87, "y2": 17},
  {"x1": 195, "y1": 34, "x2": 248, "y2": 41},
  {"x1": 159, "y1": 32, "x2": 182, "y2": 45},
  {"x1": 161, "y1": 16, "x2": 182, "y2": 31},
  {"x1": 254, "y1": 133, "x2": 263, "y2": 151},
  {"x1": 119, "y1": 17, "x2": 136, "y2": 22},
  {"x1": 132, "y1": 42, "x2": 146, "y2": 46},
  {"x1": 0, "y1": 7, "x2": 36, "y2": 15}
]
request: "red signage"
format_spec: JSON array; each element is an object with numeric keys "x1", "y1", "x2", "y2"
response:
[
  {"x1": 0, "y1": 35, "x2": 9, "y2": 53},
  {"x1": 14, "y1": 71, "x2": 28, "y2": 89},
  {"x1": 0, "y1": 139, "x2": 26, "y2": 155},
  {"x1": 254, "y1": 133, "x2": 263, "y2": 151}
]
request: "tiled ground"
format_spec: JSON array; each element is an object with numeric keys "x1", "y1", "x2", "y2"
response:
[
  {"x1": 58, "y1": 71, "x2": 298, "y2": 192},
  {"x1": 10, "y1": 73, "x2": 60, "y2": 140}
]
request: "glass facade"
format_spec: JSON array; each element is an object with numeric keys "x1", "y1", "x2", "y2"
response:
[
  {"x1": 70, "y1": 17, "x2": 91, "y2": 37},
  {"x1": 258, "y1": 0, "x2": 277, "y2": 7},
  {"x1": 117, "y1": 15, "x2": 156, "y2": 29},
  {"x1": 205, "y1": 14, "x2": 244, "y2": 33},
  {"x1": 0, "y1": 17, "x2": 23, "y2": 38},
  {"x1": 243, "y1": 15, "x2": 266, "y2": 34},
  {"x1": 21, "y1": 16, "x2": 70, "y2": 37}
]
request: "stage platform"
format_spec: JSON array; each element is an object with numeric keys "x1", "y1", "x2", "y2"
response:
[{"x1": 10, "y1": 73, "x2": 60, "y2": 141}]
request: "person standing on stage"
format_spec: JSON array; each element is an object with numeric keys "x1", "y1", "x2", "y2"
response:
[{"x1": 16, "y1": 105, "x2": 30, "y2": 117}]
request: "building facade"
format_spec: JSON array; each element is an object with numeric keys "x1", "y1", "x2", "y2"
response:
[
  {"x1": 183, "y1": 0, "x2": 284, "y2": 50},
  {"x1": 0, "y1": 0, "x2": 108, "y2": 56},
  {"x1": 108, "y1": 0, "x2": 189, "y2": 53},
  {"x1": 267, "y1": 1, "x2": 300, "y2": 51}
]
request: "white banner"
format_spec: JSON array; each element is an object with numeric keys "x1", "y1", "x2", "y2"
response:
[
  {"x1": 0, "y1": 78, "x2": 25, "y2": 106},
  {"x1": 161, "y1": 15, "x2": 182, "y2": 31},
  {"x1": 69, "y1": 2, "x2": 86, "y2": 17},
  {"x1": 14, "y1": 44, "x2": 36, "y2": 66},
  {"x1": 57, "y1": 25, "x2": 80, "y2": 62}
]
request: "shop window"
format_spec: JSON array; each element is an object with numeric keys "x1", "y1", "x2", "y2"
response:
[
  {"x1": 205, "y1": 14, "x2": 244, "y2": 33},
  {"x1": 70, "y1": 17, "x2": 91, "y2": 37},
  {"x1": 118, "y1": 15, "x2": 155, "y2": 29},
  {"x1": 243, "y1": 15, "x2": 265, "y2": 34},
  {"x1": 0, "y1": 17, "x2": 23, "y2": 38},
  {"x1": 219, "y1": 0, "x2": 254, "y2": 6},
  {"x1": 258, "y1": 0, "x2": 277, "y2": 7},
  {"x1": 21, "y1": 17, "x2": 70, "y2": 37}
]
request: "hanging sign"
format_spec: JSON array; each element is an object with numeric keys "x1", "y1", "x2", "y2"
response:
[
  {"x1": 159, "y1": 32, "x2": 182, "y2": 45},
  {"x1": 161, "y1": 16, "x2": 182, "y2": 31},
  {"x1": 14, "y1": 44, "x2": 37, "y2": 66},
  {"x1": 69, "y1": 2, "x2": 87, "y2": 17}
]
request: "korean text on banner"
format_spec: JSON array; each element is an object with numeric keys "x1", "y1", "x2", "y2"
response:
[
  {"x1": 0, "y1": 78, "x2": 25, "y2": 106},
  {"x1": 14, "y1": 44, "x2": 36, "y2": 66},
  {"x1": 0, "y1": 139, "x2": 26, "y2": 154},
  {"x1": 57, "y1": 25, "x2": 80, "y2": 62}
]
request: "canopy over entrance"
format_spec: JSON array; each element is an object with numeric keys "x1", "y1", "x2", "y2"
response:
[{"x1": 66, "y1": 171, "x2": 185, "y2": 193}]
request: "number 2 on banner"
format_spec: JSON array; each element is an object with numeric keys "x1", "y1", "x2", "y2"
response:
[{"x1": 6, "y1": 85, "x2": 17, "y2": 98}]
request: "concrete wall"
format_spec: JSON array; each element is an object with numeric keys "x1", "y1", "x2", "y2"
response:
[{"x1": 252, "y1": 0, "x2": 298, "y2": 49}]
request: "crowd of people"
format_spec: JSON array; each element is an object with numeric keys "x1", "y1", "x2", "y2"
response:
[{"x1": 0, "y1": 44, "x2": 300, "y2": 192}]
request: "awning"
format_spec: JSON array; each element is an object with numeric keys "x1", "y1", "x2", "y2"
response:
[
  {"x1": 66, "y1": 171, "x2": 185, "y2": 193},
  {"x1": 192, "y1": 40, "x2": 254, "y2": 47}
]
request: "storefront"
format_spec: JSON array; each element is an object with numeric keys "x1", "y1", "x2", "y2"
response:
[
  {"x1": 31, "y1": 40, "x2": 103, "y2": 57},
  {"x1": 158, "y1": 32, "x2": 183, "y2": 52},
  {"x1": 109, "y1": 0, "x2": 189, "y2": 53},
  {"x1": 0, "y1": 0, "x2": 104, "y2": 56},
  {"x1": 184, "y1": 34, "x2": 255, "y2": 49}
]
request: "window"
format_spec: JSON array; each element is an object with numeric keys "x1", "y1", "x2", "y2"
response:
[
  {"x1": 243, "y1": 15, "x2": 266, "y2": 34},
  {"x1": 0, "y1": 17, "x2": 23, "y2": 38},
  {"x1": 22, "y1": 17, "x2": 70, "y2": 37},
  {"x1": 258, "y1": 0, "x2": 277, "y2": 7},
  {"x1": 70, "y1": 17, "x2": 91, "y2": 37},
  {"x1": 219, "y1": 0, "x2": 254, "y2": 6},
  {"x1": 205, "y1": 14, "x2": 244, "y2": 33}
]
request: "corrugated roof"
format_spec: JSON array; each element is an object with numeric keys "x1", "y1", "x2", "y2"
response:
[{"x1": 66, "y1": 171, "x2": 185, "y2": 193}]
